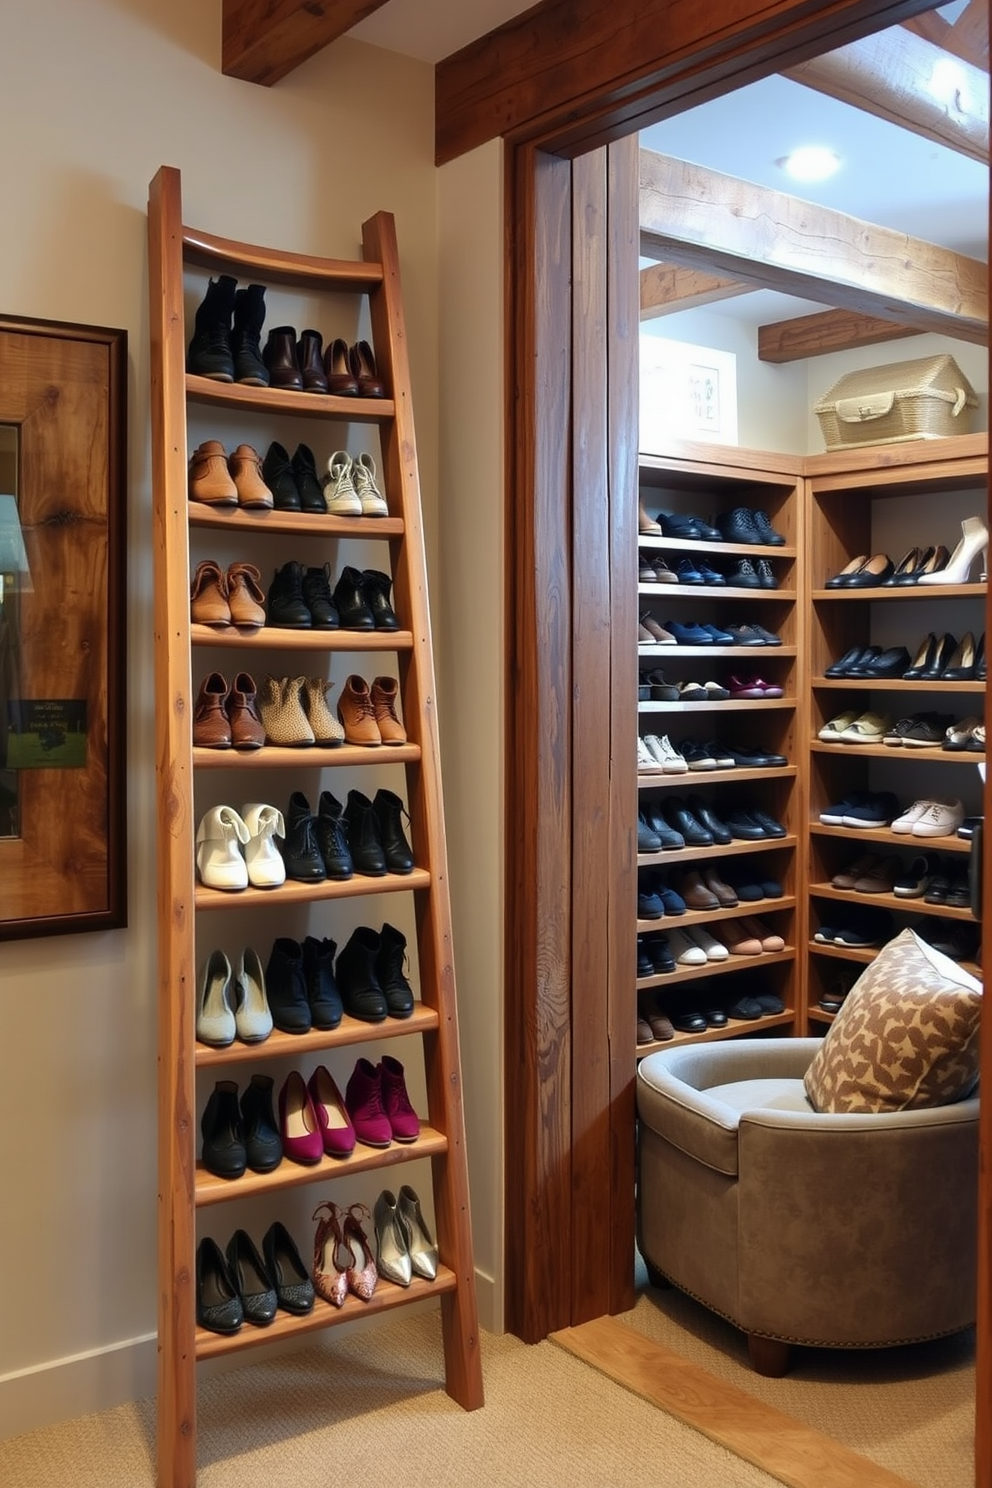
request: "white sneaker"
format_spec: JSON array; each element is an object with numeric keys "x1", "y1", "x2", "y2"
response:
[
  {"x1": 666, "y1": 927, "x2": 708, "y2": 966},
  {"x1": 234, "y1": 946, "x2": 274, "y2": 1042},
  {"x1": 911, "y1": 798, "x2": 965, "y2": 838},
  {"x1": 322, "y1": 451, "x2": 362, "y2": 515},
  {"x1": 683, "y1": 924, "x2": 729, "y2": 962},
  {"x1": 644, "y1": 734, "x2": 689, "y2": 774},
  {"x1": 240, "y1": 803, "x2": 287, "y2": 887},
  {"x1": 891, "y1": 798, "x2": 936, "y2": 834},
  {"x1": 195, "y1": 805, "x2": 250, "y2": 890},
  {"x1": 352, "y1": 452, "x2": 389, "y2": 517},
  {"x1": 638, "y1": 736, "x2": 664, "y2": 774}
]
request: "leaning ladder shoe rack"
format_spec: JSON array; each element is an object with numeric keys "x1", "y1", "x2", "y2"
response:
[{"x1": 148, "y1": 165, "x2": 483, "y2": 1488}]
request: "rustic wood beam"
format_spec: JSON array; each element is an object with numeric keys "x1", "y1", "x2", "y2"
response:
[
  {"x1": 221, "y1": 0, "x2": 390, "y2": 86},
  {"x1": 758, "y1": 307, "x2": 921, "y2": 361},
  {"x1": 785, "y1": 27, "x2": 989, "y2": 163},
  {"x1": 435, "y1": 0, "x2": 946, "y2": 163},
  {"x1": 640, "y1": 263, "x2": 752, "y2": 317},
  {"x1": 905, "y1": 1, "x2": 989, "y2": 70},
  {"x1": 640, "y1": 149, "x2": 988, "y2": 343}
]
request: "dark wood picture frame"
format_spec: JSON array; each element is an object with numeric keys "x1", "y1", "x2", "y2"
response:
[{"x1": 0, "y1": 314, "x2": 127, "y2": 938}]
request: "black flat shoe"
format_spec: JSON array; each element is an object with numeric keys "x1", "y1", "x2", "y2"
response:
[
  {"x1": 825, "y1": 554, "x2": 869, "y2": 588},
  {"x1": 856, "y1": 645, "x2": 912, "y2": 679},
  {"x1": 843, "y1": 553, "x2": 895, "y2": 587},
  {"x1": 825, "y1": 644, "x2": 875, "y2": 678},
  {"x1": 197, "y1": 1237, "x2": 244, "y2": 1335}
]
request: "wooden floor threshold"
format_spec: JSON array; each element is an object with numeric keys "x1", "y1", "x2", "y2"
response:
[{"x1": 550, "y1": 1316, "x2": 919, "y2": 1488}]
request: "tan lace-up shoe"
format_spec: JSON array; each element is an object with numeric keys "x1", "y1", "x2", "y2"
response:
[
  {"x1": 226, "y1": 561, "x2": 266, "y2": 630},
  {"x1": 193, "y1": 672, "x2": 232, "y2": 749},
  {"x1": 190, "y1": 559, "x2": 231, "y2": 627},
  {"x1": 370, "y1": 676, "x2": 406, "y2": 745},
  {"x1": 228, "y1": 444, "x2": 273, "y2": 509},
  {"x1": 227, "y1": 672, "x2": 266, "y2": 751},
  {"x1": 188, "y1": 440, "x2": 238, "y2": 506},
  {"x1": 258, "y1": 676, "x2": 314, "y2": 746},
  {"x1": 300, "y1": 677, "x2": 345, "y2": 746},
  {"x1": 337, "y1": 674, "x2": 381, "y2": 746}
]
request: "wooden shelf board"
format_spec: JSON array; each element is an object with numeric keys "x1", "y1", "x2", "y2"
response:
[
  {"x1": 195, "y1": 1126, "x2": 448, "y2": 1208},
  {"x1": 191, "y1": 624, "x2": 412, "y2": 651},
  {"x1": 637, "y1": 582, "x2": 796, "y2": 598},
  {"x1": 812, "y1": 583, "x2": 985, "y2": 600},
  {"x1": 639, "y1": 697, "x2": 795, "y2": 713},
  {"x1": 813, "y1": 677, "x2": 985, "y2": 693},
  {"x1": 811, "y1": 739, "x2": 985, "y2": 764},
  {"x1": 194, "y1": 1267, "x2": 457, "y2": 1361},
  {"x1": 188, "y1": 504, "x2": 404, "y2": 538},
  {"x1": 634, "y1": 1010, "x2": 795, "y2": 1058},
  {"x1": 635, "y1": 947, "x2": 795, "y2": 988},
  {"x1": 636, "y1": 897, "x2": 795, "y2": 933},
  {"x1": 638, "y1": 835, "x2": 796, "y2": 867},
  {"x1": 639, "y1": 765, "x2": 797, "y2": 789},
  {"x1": 807, "y1": 1007, "x2": 837, "y2": 1027},
  {"x1": 195, "y1": 1004, "x2": 440, "y2": 1067},
  {"x1": 186, "y1": 374, "x2": 395, "y2": 422},
  {"x1": 638, "y1": 644, "x2": 794, "y2": 658},
  {"x1": 182, "y1": 226, "x2": 384, "y2": 291},
  {"x1": 810, "y1": 823, "x2": 971, "y2": 855},
  {"x1": 809, "y1": 882, "x2": 978, "y2": 922},
  {"x1": 195, "y1": 867, "x2": 430, "y2": 911},
  {"x1": 193, "y1": 742, "x2": 421, "y2": 769},
  {"x1": 803, "y1": 434, "x2": 987, "y2": 486},
  {"x1": 808, "y1": 941, "x2": 981, "y2": 978},
  {"x1": 638, "y1": 442, "x2": 802, "y2": 482}
]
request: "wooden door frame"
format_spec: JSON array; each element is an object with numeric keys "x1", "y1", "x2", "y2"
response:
[{"x1": 502, "y1": 4, "x2": 989, "y2": 1480}]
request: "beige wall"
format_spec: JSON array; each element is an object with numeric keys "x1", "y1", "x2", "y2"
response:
[{"x1": 0, "y1": 0, "x2": 509, "y2": 1439}]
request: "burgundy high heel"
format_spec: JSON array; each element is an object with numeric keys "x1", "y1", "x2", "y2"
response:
[{"x1": 312, "y1": 1200, "x2": 349, "y2": 1308}]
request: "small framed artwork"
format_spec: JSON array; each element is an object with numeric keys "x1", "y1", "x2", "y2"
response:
[
  {"x1": 639, "y1": 335, "x2": 738, "y2": 452},
  {"x1": 0, "y1": 315, "x2": 127, "y2": 938}
]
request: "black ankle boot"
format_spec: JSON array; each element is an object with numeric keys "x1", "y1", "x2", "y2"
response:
[
  {"x1": 343, "y1": 789, "x2": 386, "y2": 876},
  {"x1": 316, "y1": 790, "x2": 353, "y2": 879},
  {"x1": 239, "y1": 1073, "x2": 282, "y2": 1172},
  {"x1": 372, "y1": 788, "x2": 414, "y2": 874},
  {"x1": 295, "y1": 329, "x2": 328, "y2": 394},
  {"x1": 302, "y1": 935, "x2": 343, "y2": 1029},
  {"x1": 292, "y1": 443, "x2": 327, "y2": 513},
  {"x1": 261, "y1": 441, "x2": 301, "y2": 512},
  {"x1": 335, "y1": 926, "x2": 388, "y2": 1022},
  {"x1": 375, "y1": 922, "x2": 415, "y2": 1018},
  {"x1": 278, "y1": 790, "x2": 325, "y2": 881},
  {"x1": 361, "y1": 568, "x2": 400, "y2": 631},
  {"x1": 187, "y1": 274, "x2": 237, "y2": 382},
  {"x1": 267, "y1": 560, "x2": 311, "y2": 628},
  {"x1": 332, "y1": 565, "x2": 375, "y2": 630},
  {"x1": 302, "y1": 562, "x2": 339, "y2": 629},
  {"x1": 231, "y1": 283, "x2": 269, "y2": 386},
  {"x1": 201, "y1": 1079, "x2": 247, "y2": 1178},
  {"x1": 263, "y1": 325, "x2": 303, "y2": 390},
  {"x1": 264, "y1": 936, "x2": 311, "y2": 1033}
]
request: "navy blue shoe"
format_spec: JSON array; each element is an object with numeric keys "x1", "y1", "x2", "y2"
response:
[
  {"x1": 695, "y1": 560, "x2": 726, "y2": 585},
  {"x1": 699, "y1": 623, "x2": 736, "y2": 644},
  {"x1": 657, "y1": 886, "x2": 687, "y2": 915},
  {"x1": 675, "y1": 557, "x2": 705, "y2": 584},
  {"x1": 637, "y1": 887, "x2": 665, "y2": 919},
  {"x1": 664, "y1": 620, "x2": 713, "y2": 645}
]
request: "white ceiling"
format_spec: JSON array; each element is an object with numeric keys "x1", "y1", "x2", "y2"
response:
[{"x1": 348, "y1": 1, "x2": 989, "y2": 330}]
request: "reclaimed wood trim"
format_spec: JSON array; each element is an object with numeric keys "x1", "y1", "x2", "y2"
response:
[
  {"x1": 221, "y1": 0, "x2": 391, "y2": 85},
  {"x1": 757, "y1": 309, "x2": 920, "y2": 362},
  {"x1": 640, "y1": 262, "x2": 750, "y2": 318}
]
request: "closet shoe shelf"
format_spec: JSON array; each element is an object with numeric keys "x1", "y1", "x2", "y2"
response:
[
  {"x1": 812, "y1": 582, "x2": 984, "y2": 600},
  {"x1": 635, "y1": 896, "x2": 796, "y2": 933},
  {"x1": 810, "y1": 740, "x2": 985, "y2": 764},
  {"x1": 149, "y1": 165, "x2": 482, "y2": 1488},
  {"x1": 809, "y1": 884, "x2": 978, "y2": 922}
]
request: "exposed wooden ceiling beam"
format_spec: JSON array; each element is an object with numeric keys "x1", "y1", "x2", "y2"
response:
[
  {"x1": 785, "y1": 26, "x2": 988, "y2": 162},
  {"x1": 435, "y1": 0, "x2": 943, "y2": 163},
  {"x1": 639, "y1": 263, "x2": 752, "y2": 317},
  {"x1": 222, "y1": 0, "x2": 390, "y2": 86},
  {"x1": 639, "y1": 149, "x2": 988, "y2": 343},
  {"x1": 905, "y1": 0, "x2": 989, "y2": 70},
  {"x1": 757, "y1": 308, "x2": 921, "y2": 361}
]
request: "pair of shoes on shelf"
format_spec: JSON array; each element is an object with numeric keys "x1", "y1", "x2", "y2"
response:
[
  {"x1": 662, "y1": 619, "x2": 734, "y2": 645},
  {"x1": 266, "y1": 561, "x2": 397, "y2": 630},
  {"x1": 672, "y1": 679, "x2": 729, "y2": 702},
  {"x1": 726, "y1": 674, "x2": 784, "y2": 699},
  {"x1": 638, "y1": 932, "x2": 677, "y2": 976},
  {"x1": 825, "y1": 644, "x2": 913, "y2": 679},
  {"x1": 830, "y1": 852, "x2": 917, "y2": 895},
  {"x1": 881, "y1": 543, "x2": 951, "y2": 585},
  {"x1": 672, "y1": 556, "x2": 727, "y2": 586},
  {"x1": 814, "y1": 906, "x2": 894, "y2": 948},
  {"x1": 639, "y1": 733, "x2": 688, "y2": 774},
  {"x1": 904, "y1": 631, "x2": 984, "y2": 681},
  {"x1": 726, "y1": 622, "x2": 782, "y2": 646},
  {"x1": 260, "y1": 441, "x2": 328, "y2": 512},
  {"x1": 654, "y1": 511, "x2": 723, "y2": 541},
  {"x1": 195, "y1": 803, "x2": 287, "y2": 890},
  {"x1": 322, "y1": 450, "x2": 389, "y2": 516},
  {"x1": 639, "y1": 613, "x2": 676, "y2": 644},
  {"x1": 286, "y1": 787, "x2": 412, "y2": 882},
  {"x1": 637, "y1": 871, "x2": 688, "y2": 919},
  {"x1": 373, "y1": 1186, "x2": 439, "y2": 1288},
  {"x1": 639, "y1": 551, "x2": 679, "y2": 582},
  {"x1": 913, "y1": 919, "x2": 981, "y2": 964},
  {"x1": 187, "y1": 275, "x2": 268, "y2": 385},
  {"x1": 193, "y1": 671, "x2": 266, "y2": 749},
  {"x1": 824, "y1": 552, "x2": 895, "y2": 588},
  {"x1": 189, "y1": 440, "x2": 273, "y2": 509},
  {"x1": 714, "y1": 507, "x2": 786, "y2": 546},
  {"x1": 265, "y1": 923, "x2": 413, "y2": 1031},
  {"x1": 196, "y1": 947, "x2": 273, "y2": 1046},
  {"x1": 201, "y1": 1074, "x2": 283, "y2": 1177},
  {"x1": 882, "y1": 712, "x2": 956, "y2": 748},
  {"x1": 819, "y1": 790, "x2": 900, "y2": 829},
  {"x1": 891, "y1": 797, "x2": 965, "y2": 837},
  {"x1": 818, "y1": 710, "x2": 891, "y2": 745},
  {"x1": 190, "y1": 559, "x2": 266, "y2": 629},
  {"x1": 258, "y1": 675, "x2": 345, "y2": 747},
  {"x1": 640, "y1": 669, "x2": 680, "y2": 700},
  {"x1": 338, "y1": 675, "x2": 406, "y2": 746},
  {"x1": 942, "y1": 716, "x2": 985, "y2": 752},
  {"x1": 197, "y1": 1222, "x2": 314, "y2": 1335},
  {"x1": 261, "y1": 327, "x2": 385, "y2": 397},
  {"x1": 312, "y1": 1201, "x2": 378, "y2": 1307}
]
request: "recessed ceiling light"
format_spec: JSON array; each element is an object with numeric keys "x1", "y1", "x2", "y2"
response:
[{"x1": 778, "y1": 146, "x2": 842, "y2": 183}]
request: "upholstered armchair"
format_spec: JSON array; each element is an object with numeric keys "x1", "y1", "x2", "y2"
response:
[{"x1": 636, "y1": 1036, "x2": 979, "y2": 1375}]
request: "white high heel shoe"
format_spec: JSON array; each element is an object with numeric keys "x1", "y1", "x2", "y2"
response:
[
  {"x1": 917, "y1": 514, "x2": 988, "y2": 585},
  {"x1": 195, "y1": 805, "x2": 250, "y2": 890}
]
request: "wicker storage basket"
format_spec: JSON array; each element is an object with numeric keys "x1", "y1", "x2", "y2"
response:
[{"x1": 814, "y1": 354, "x2": 978, "y2": 450}]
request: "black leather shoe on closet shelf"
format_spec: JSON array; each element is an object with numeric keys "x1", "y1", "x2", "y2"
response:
[
  {"x1": 278, "y1": 791, "x2": 326, "y2": 881},
  {"x1": 263, "y1": 1221, "x2": 315, "y2": 1316},
  {"x1": 200, "y1": 1080, "x2": 247, "y2": 1179},
  {"x1": 264, "y1": 937, "x2": 312, "y2": 1034},
  {"x1": 196, "y1": 1237, "x2": 243, "y2": 1335},
  {"x1": 843, "y1": 553, "x2": 895, "y2": 587},
  {"x1": 239, "y1": 1073, "x2": 283, "y2": 1173},
  {"x1": 302, "y1": 935, "x2": 344, "y2": 1029},
  {"x1": 226, "y1": 1229, "x2": 278, "y2": 1326}
]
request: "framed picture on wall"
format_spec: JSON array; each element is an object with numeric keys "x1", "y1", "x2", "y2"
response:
[{"x1": 639, "y1": 334, "x2": 738, "y2": 451}]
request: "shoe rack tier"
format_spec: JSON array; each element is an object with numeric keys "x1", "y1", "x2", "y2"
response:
[
  {"x1": 634, "y1": 1010, "x2": 795, "y2": 1058},
  {"x1": 803, "y1": 435, "x2": 987, "y2": 1033},
  {"x1": 149, "y1": 165, "x2": 482, "y2": 1488}
]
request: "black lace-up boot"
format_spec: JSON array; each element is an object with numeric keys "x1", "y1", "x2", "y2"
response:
[
  {"x1": 372, "y1": 788, "x2": 414, "y2": 874},
  {"x1": 187, "y1": 274, "x2": 237, "y2": 381},
  {"x1": 374, "y1": 922, "x2": 415, "y2": 1017}
]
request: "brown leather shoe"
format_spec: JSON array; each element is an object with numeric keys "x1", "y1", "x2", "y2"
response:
[
  {"x1": 190, "y1": 559, "x2": 231, "y2": 627},
  {"x1": 349, "y1": 339, "x2": 385, "y2": 398},
  {"x1": 701, "y1": 866, "x2": 738, "y2": 907},
  {"x1": 647, "y1": 1009, "x2": 674, "y2": 1041},
  {"x1": 189, "y1": 440, "x2": 237, "y2": 506},
  {"x1": 323, "y1": 337, "x2": 359, "y2": 395},
  {"x1": 337, "y1": 675, "x2": 381, "y2": 746},
  {"x1": 228, "y1": 444, "x2": 273, "y2": 510},
  {"x1": 262, "y1": 326, "x2": 303, "y2": 391},
  {"x1": 712, "y1": 921, "x2": 763, "y2": 956},
  {"x1": 676, "y1": 869, "x2": 720, "y2": 910},
  {"x1": 738, "y1": 915, "x2": 785, "y2": 952},
  {"x1": 370, "y1": 676, "x2": 406, "y2": 745},
  {"x1": 227, "y1": 672, "x2": 265, "y2": 751},
  {"x1": 295, "y1": 329, "x2": 328, "y2": 394},
  {"x1": 193, "y1": 672, "x2": 232, "y2": 749},
  {"x1": 226, "y1": 562, "x2": 266, "y2": 630}
]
